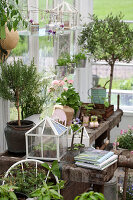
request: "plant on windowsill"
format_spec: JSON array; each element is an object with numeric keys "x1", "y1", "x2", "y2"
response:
[
  {"x1": 72, "y1": 52, "x2": 87, "y2": 68},
  {"x1": 0, "y1": 59, "x2": 44, "y2": 153}
]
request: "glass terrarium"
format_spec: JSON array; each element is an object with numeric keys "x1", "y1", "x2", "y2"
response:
[{"x1": 25, "y1": 117, "x2": 68, "y2": 161}]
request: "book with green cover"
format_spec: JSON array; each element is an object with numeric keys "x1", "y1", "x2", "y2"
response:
[{"x1": 74, "y1": 147, "x2": 114, "y2": 164}]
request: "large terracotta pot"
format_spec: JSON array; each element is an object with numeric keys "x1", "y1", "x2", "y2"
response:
[
  {"x1": 0, "y1": 27, "x2": 19, "y2": 50},
  {"x1": 4, "y1": 120, "x2": 34, "y2": 153},
  {"x1": 54, "y1": 105, "x2": 74, "y2": 126}
]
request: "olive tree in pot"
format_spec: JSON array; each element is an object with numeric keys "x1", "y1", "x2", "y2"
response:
[
  {"x1": 79, "y1": 13, "x2": 133, "y2": 105},
  {"x1": 0, "y1": 59, "x2": 40, "y2": 153}
]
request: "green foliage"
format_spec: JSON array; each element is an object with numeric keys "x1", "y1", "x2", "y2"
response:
[
  {"x1": 0, "y1": 0, "x2": 27, "y2": 39},
  {"x1": 21, "y1": 77, "x2": 51, "y2": 119},
  {"x1": 57, "y1": 53, "x2": 72, "y2": 66},
  {"x1": 56, "y1": 83, "x2": 81, "y2": 115},
  {"x1": 72, "y1": 52, "x2": 86, "y2": 64},
  {"x1": 31, "y1": 161, "x2": 64, "y2": 199},
  {"x1": 117, "y1": 128, "x2": 133, "y2": 150},
  {"x1": 34, "y1": 142, "x2": 57, "y2": 151},
  {"x1": 0, "y1": 184, "x2": 18, "y2": 200},
  {"x1": 74, "y1": 191, "x2": 105, "y2": 200},
  {"x1": 30, "y1": 181, "x2": 64, "y2": 200},
  {"x1": 120, "y1": 79, "x2": 133, "y2": 90},
  {"x1": 4, "y1": 160, "x2": 64, "y2": 199},
  {"x1": 79, "y1": 13, "x2": 133, "y2": 104},
  {"x1": 4, "y1": 164, "x2": 47, "y2": 196},
  {"x1": 79, "y1": 13, "x2": 133, "y2": 64},
  {"x1": 83, "y1": 104, "x2": 94, "y2": 115},
  {"x1": 0, "y1": 59, "x2": 42, "y2": 125}
]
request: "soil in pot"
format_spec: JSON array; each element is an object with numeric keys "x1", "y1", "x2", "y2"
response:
[{"x1": 4, "y1": 120, "x2": 34, "y2": 154}]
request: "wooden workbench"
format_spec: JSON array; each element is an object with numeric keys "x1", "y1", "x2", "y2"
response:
[{"x1": 86, "y1": 109, "x2": 123, "y2": 147}]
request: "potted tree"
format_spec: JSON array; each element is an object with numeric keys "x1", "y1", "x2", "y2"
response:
[
  {"x1": 79, "y1": 13, "x2": 133, "y2": 105},
  {"x1": 0, "y1": 59, "x2": 41, "y2": 153}
]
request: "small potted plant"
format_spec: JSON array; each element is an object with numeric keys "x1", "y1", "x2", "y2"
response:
[
  {"x1": 56, "y1": 53, "x2": 74, "y2": 78},
  {"x1": 116, "y1": 128, "x2": 133, "y2": 152},
  {"x1": 82, "y1": 103, "x2": 94, "y2": 127},
  {"x1": 49, "y1": 78, "x2": 81, "y2": 125},
  {"x1": 0, "y1": 59, "x2": 42, "y2": 153},
  {"x1": 72, "y1": 52, "x2": 87, "y2": 68}
]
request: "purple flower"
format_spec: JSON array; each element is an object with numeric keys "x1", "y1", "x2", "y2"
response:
[
  {"x1": 60, "y1": 24, "x2": 64, "y2": 28},
  {"x1": 53, "y1": 31, "x2": 56, "y2": 35},
  {"x1": 29, "y1": 19, "x2": 33, "y2": 24},
  {"x1": 48, "y1": 29, "x2": 53, "y2": 33}
]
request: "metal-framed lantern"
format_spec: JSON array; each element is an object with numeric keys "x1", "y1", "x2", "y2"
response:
[
  {"x1": 25, "y1": 117, "x2": 68, "y2": 161},
  {"x1": 47, "y1": 1, "x2": 79, "y2": 30}
]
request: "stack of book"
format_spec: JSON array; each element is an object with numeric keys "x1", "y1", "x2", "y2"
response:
[{"x1": 74, "y1": 148, "x2": 118, "y2": 170}]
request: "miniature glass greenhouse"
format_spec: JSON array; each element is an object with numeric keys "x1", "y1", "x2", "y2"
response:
[{"x1": 25, "y1": 117, "x2": 68, "y2": 161}]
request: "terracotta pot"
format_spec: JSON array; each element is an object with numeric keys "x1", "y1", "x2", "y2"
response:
[
  {"x1": 0, "y1": 27, "x2": 19, "y2": 50},
  {"x1": 54, "y1": 105, "x2": 74, "y2": 126}
]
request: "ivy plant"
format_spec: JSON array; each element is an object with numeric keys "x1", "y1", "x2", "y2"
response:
[{"x1": 79, "y1": 13, "x2": 133, "y2": 105}]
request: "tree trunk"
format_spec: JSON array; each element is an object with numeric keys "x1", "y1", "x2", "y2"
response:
[
  {"x1": 108, "y1": 64, "x2": 114, "y2": 105},
  {"x1": 16, "y1": 90, "x2": 21, "y2": 126}
]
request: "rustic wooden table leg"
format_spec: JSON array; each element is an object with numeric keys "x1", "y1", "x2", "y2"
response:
[{"x1": 122, "y1": 167, "x2": 129, "y2": 200}]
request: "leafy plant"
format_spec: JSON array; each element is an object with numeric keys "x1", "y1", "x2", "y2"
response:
[
  {"x1": 34, "y1": 142, "x2": 57, "y2": 151},
  {"x1": 116, "y1": 128, "x2": 133, "y2": 150},
  {"x1": 56, "y1": 81, "x2": 81, "y2": 115},
  {"x1": 73, "y1": 52, "x2": 86, "y2": 64},
  {"x1": 3, "y1": 160, "x2": 64, "y2": 199},
  {"x1": 71, "y1": 118, "x2": 82, "y2": 132},
  {"x1": 31, "y1": 181, "x2": 64, "y2": 200},
  {"x1": 83, "y1": 104, "x2": 94, "y2": 116},
  {"x1": 3, "y1": 163, "x2": 47, "y2": 196},
  {"x1": 21, "y1": 77, "x2": 51, "y2": 119},
  {"x1": 30, "y1": 161, "x2": 64, "y2": 200},
  {"x1": 74, "y1": 191, "x2": 105, "y2": 200},
  {"x1": 0, "y1": 59, "x2": 41, "y2": 126},
  {"x1": 0, "y1": 184, "x2": 18, "y2": 200},
  {"x1": 79, "y1": 13, "x2": 133, "y2": 105},
  {"x1": 57, "y1": 53, "x2": 72, "y2": 66},
  {"x1": 0, "y1": 0, "x2": 27, "y2": 39},
  {"x1": 49, "y1": 78, "x2": 81, "y2": 115}
]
